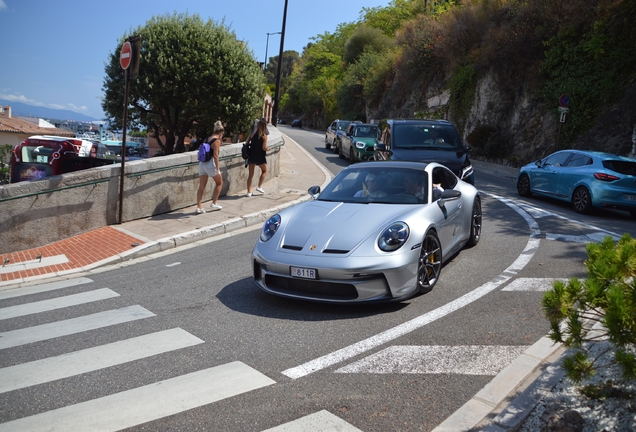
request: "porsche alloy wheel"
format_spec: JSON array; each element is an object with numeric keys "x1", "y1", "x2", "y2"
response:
[
  {"x1": 466, "y1": 197, "x2": 482, "y2": 247},
  {"x1": 517, "y1": 174, "x2": 532, "y2": 197},
  {"x1": 417, "y1": 232, "x2": 442, "y2": 293}
]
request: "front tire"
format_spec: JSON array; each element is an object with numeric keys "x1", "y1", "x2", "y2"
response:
[
  {"x1": 417, "y1": 232, "x2": 442, "y2": 293},
  {"x1": 349, "y1": 148, "x2": 356, "y2": 164},
  {"x1": 466, "y1": 196, "x2": 482, "y2": 247},
  {"x1": 572, "y1": 186, "x2": 593, "y2": 214},
  {"x1": 338, "y1": 141, "x2": 345, "y2": 159},
  {"x1": 325, "y1": 135, "x2": 331, "y2": 149},
  {"x1": 517, "y1": 174, "x2": 532, "y2": 197}
]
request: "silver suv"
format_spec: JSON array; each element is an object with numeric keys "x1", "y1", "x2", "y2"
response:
[{"x1": 325, "y1": 119, "x2": 352, "y2": 151}]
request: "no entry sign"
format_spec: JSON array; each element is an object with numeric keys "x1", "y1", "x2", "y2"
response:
[{"x1": 120, "y1": 41, "x2": 132, "y2": 70}]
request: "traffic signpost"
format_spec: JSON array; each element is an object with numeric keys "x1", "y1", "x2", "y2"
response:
[
  {"x1": 556, "y1": 94, "x2": 570, "y2": 150},
  {"x1": 118, "y1": 36, "x2": 141, "y2": 224}
]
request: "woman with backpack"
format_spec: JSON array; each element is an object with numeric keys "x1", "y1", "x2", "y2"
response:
[
  {"x1": 196, "y1": 120, "x2": 224, "y2": 214},
  {"x1": 246, "y1": 119, "x2": 270, "y2": 196}
]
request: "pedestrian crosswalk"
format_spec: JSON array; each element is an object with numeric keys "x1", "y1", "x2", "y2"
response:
[{"x1": 0, "y1": 278, "x2": 276, "y2": 431}]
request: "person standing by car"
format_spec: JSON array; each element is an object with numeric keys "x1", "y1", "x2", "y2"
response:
[
  {"x1": 246, "y1": 119, "x2": 270, "y2": 196},
  {"x1": 196, "y1": 120, "x2": 224, "y2": 213}
]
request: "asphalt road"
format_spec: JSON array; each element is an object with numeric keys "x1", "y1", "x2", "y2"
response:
[{"x1": 1, "y1": 126, "x2": 635, "y2": 431}]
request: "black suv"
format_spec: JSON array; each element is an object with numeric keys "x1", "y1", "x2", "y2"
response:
[{"x1": 374, "y1": 119, "x2": 474, "y2": 184}]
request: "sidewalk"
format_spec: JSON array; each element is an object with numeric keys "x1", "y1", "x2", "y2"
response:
[{"x1": 0, "y1": 142, "x2": 555, "y2": 432}]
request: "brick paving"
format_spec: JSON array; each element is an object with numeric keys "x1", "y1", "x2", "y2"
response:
[{"x1": 0, "y1": 227, "x2": 145, "y2": 283}]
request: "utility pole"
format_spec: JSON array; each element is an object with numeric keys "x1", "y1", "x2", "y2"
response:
[{"x1": 271, "y1": 0, "x2": 288, "y2": 127}]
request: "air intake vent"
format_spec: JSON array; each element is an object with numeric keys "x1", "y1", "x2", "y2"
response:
[
  {"x1": 282, "y1": 245, "x2": 303, "y2": 251},
  {"x1": 322, "y1": 249, "x2": 349, "y2": 254}
]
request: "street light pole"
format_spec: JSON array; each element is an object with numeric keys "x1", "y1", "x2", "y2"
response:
[
  {"x1": 264, "y1": 32, "x2": 281, "y2": 72},
  {"x1": 271, "y1": 0, "x2": 288, "y2": 127}
]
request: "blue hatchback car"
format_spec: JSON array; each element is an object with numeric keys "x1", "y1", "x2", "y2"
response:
[{"x1": 516, "y1": 149, "x2": 636, "y2": 217}]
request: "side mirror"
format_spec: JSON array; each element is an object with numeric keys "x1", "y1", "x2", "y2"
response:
[
  {"x1": 437, "y1": 189, "x2": 461, "y2": 208},
  {"x1": 308, "y1": 185, "x2": 321, "y2": 199},
  {"x1": 535, "y1": 160, "x2": 542, "y2": 167}
]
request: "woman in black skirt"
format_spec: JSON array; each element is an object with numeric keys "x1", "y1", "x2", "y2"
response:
[{"x1": 246, "y1": 119, "x2": 270, "y2": 196}]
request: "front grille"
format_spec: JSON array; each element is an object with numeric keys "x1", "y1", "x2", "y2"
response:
[{"x1": 265, "y1": 275, "x2": 358, "y2": 300}]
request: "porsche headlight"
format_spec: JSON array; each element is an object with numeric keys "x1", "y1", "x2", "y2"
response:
[
  {"x1": 260, "y1": 214, "x2": 281, "y2": 242},
  {"x1": 378, "y1": 222, "x2": 410, "y2": 252},
  {"x1": 355, "y1": 141, "x2": 365, "y2": 149}
]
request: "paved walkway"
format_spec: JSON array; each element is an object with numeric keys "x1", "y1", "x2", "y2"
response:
[{"x1": 0, "y1": 136, "x2": 558, "y2": 432}]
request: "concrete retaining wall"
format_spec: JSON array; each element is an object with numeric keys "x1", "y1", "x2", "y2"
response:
[{"x1": 0, "y1": 128, "x2": 283, "y2": 255}]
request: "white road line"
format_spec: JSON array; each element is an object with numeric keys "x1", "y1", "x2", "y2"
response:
[
  {"x1": 0, "y1": 328, "x2": 203, "y2": 394},
  {"x1": 335, "y1": 345, "x2": 530, "y2": 375},
  {"x1": 0, "y1": 361, "x2": 275, "y2": 432},
  {"x1": 0, "y1": 305, "x2": 155, "y2": 350},
  {"x1": 262, "y1": 410, "x2": 363, "y2": 432},
  {"x1": 545, "y1": 232, "x2": 620, "y2": 243},
  {"x1": 0, "y1": 277, "x2": 93, "y2": 301},
  {"x1": 0, "y1": 255, "x2": 69, "y2": 275},
  {"x1": 282, "y1": 194, "x2": 541, "y2": 379},
  {"x1": 502, "y1": 278, "x2": 569, "y2": 292},
  {"x1": 0, "y1": 288, "x2": 120, "y2": 320}
]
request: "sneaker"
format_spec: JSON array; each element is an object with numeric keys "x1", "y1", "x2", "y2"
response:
[
  {"x1": 256, "y1": 187, "x2": 265, "y2": 194},
  {"x1": 210, "y1": 203, "x2": 222, "y2": 211},
  {"x1": 246, "y1": 192, "x2": 253, "y2": 197},
  {"x1": 195, "y1": 207, "x2": 206, "y2": 214}
]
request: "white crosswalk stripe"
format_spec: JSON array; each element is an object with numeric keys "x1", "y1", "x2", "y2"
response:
[
  {"x1": 0, "y1": 304, "x2": 155, "y2": 350},
  {"x1": 0, "y1": 288, "x2": 120, "y2": 320},
  {"x1": 0, "y1": 277, "x2": 93, "y2": 301},
  {"x1": 501, "y1": 278, "x2": 570, "y2": 292},
  {"x1": 0, "y1": 328, "x2": 203, "y2": 394},
  {"x1": 0, "y1": 362, "x2": 275, "y2": 432},
  {"x1": 335, "y1": 345, "x2": 529, "y2": 375}
]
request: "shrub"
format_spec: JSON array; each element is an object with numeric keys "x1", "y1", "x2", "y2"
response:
[{"x1": 542, "y1": 234, "x2": 636, "y2": 386}]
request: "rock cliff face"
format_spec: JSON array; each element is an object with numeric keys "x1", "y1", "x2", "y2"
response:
[{"x1": 369, "y1": 71, "x2": 636, "y2": 167}]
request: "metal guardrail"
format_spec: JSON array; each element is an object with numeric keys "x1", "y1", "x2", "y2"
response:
[{"x1": 0, "y1": 178, "x2": 111, "y2": 203}]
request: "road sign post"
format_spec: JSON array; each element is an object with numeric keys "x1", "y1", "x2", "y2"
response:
[{"x1": 117, "y1": 36, "x2": 141, "y2": 224}]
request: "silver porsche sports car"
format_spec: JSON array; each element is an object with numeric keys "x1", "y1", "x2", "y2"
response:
[{"x1": 251, "y1": 161, "x2": 481, "y2": 303}]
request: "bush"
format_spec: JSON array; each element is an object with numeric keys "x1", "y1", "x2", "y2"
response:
[
  {"x1": 0, "y1": 144, "x2": 12, "y2": 184},
  {"x1": 542, "y1": 234, "x2": 636, "y2": 386}
]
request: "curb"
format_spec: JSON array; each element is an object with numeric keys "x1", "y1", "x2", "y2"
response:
[{"x1": 432, "y1": 336, "x2": 565, "y2": 432}]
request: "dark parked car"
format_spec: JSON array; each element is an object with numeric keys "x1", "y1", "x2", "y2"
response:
[
  {"x1": 291, "y1": 119, "x2": 302, "y2": 128},
  {"x1": 338, "y1": 123, "x2": 379, "y2": 163},
  {"x1": 517, "y1": 149, "x2": 636, "y2": 217},
  {"x1": 374, "y1": 119, "x2": 474, "y2": 184},
  {"x1": 325, "y1": 119, "x2": 352, "y2": 150}
]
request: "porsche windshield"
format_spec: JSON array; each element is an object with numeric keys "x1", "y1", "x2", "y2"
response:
[
  {"x1": 317, "y1": 167, "x2": 429, "y2": 204},
  {"x1": 392, "y1": 124, "x2": 461, "y2": 150}
]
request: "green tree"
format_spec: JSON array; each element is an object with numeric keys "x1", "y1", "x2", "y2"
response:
[
  {"x1": 543, "y1": 234, "x2": 636, "y2": 387},
  {"x1": 0, "y1": 144, "x2": 12, "y2": 184},
  {"x1": 102, "y1": 12, "x2": 264, "y2": 155},
  {"x1": 343, "y1": 25, "x2": 394, "y2": 65}
]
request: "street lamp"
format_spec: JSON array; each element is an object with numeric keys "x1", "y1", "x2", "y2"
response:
[
  {"x1": 264, "y1": 32, "x2": 281, "y2": 72},
  {"x1": 271, "y1": 0, "x2": 288, "y2": 127}
]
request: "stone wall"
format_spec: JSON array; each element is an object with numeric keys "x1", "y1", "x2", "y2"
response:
[{"x1": 0, "y1": 128, "x2": 283, "y2": 255}]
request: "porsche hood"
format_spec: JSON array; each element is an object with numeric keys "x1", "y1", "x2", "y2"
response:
[{"x1": 277, "y1": 201, "x2": 412, "y2": 255}]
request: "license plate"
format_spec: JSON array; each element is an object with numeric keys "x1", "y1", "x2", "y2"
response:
[
  {"x1": 290, "y1": 266, "x2": 317, "y2": 279},
  {"x1": 625, "y1": 195, "x2": 636, "y2": 201},
  {"x1": 36, "y1": 155, "x2": 48, "y2": 163}
]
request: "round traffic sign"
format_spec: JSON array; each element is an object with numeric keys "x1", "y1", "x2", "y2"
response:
[
  {"x1": 120, "y1": 41, "x2": 132, "y2": 70},
  {"x1": 559, "y1": 94, "x2": 570, "y2": 107}
]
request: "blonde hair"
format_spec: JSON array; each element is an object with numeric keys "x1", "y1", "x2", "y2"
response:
[
  {"x1": 213, "y1": 120, "x2": 224, "y2": 134},
  {"x1": 257, "y1": 119, "x2": 267, "y2": 138}
]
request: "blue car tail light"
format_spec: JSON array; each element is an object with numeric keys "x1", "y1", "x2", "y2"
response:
[{"x1": 594, "y1": 173, "x2": 620, "y2": 182}]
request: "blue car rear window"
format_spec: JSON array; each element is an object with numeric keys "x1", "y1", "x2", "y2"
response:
[{"x1": 603, "y1": 160, "x2": 636, "y2": 176}]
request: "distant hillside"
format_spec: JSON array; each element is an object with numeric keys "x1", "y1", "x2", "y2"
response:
[{"x1": 0, "y1": 99, "x2": 101, "y2": 123}]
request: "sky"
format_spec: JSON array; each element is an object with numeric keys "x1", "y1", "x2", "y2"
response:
[{"x1": 0, "y1": 0, "x2": 390, "y2": 121}]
